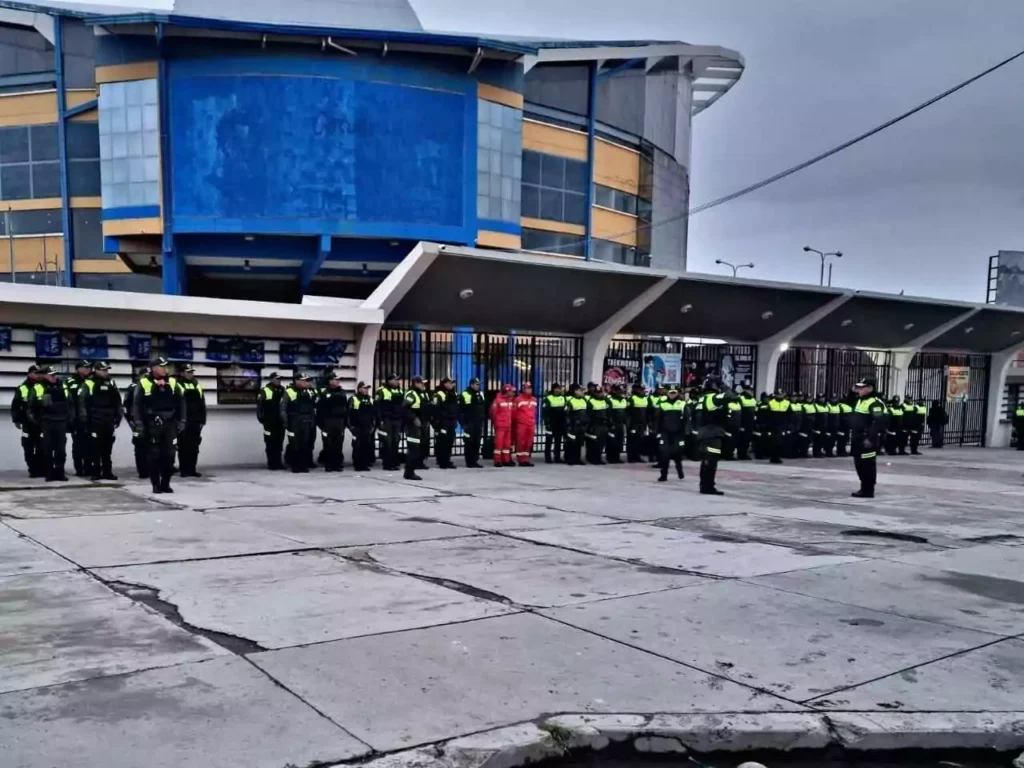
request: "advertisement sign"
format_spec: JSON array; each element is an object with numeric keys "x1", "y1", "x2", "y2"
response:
[
  {"x1": 994, "y1": 250, "x2": 1024, "y2": 307},
  {"x1": 946, "y1": 366, "x2": 970, "y2": 402},
  {"x1": 602, "y1": 356, "x2": 640, "y2": 388},
  {"x1": 642, "y1": 352, "x2": 682, "y2": 389},
  {"x1": 720, "y1": 353, "x2": 754, "y2": 392}
]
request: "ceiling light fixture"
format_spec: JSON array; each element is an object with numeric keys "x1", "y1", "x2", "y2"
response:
[
  {"x1": 459, "y1": 288, "x2": 474, "y2": 299},
  {"x1": 680, "y1": 303, "x2": 693, "y2": 314},
  {"x1": 1012, "y1": 330, "x2": 1021, "y2": 337},
  {"x1": 964, "y1": 326, "x2": 974, "y2": 334},
  {"x1": 761, "y1": 310, "x2": 774, "y2": 320},
  {"x1": 779, "y1": 342, "x2": 790, "y2": 352},
  {"x1": 903, "y1": 323, "x2": 915, "y2": 330},
  {"x1": 572, "y1": 297, "x2": 586, "y2": 308},
  {"x1": 841, "y1": 319, "x2": 853, "y2": 327}
]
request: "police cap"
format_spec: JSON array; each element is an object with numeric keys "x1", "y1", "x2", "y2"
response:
[
  {"x1": 324, "y1": 371, "x2": 338, "y2": 381},
  {"x1": 151, "y1": 357, "x2": 170, "y2": 368},
  {"x1": 38, "y1": 364, "x2": 58, "y2": 375},
  {"x1": 386, "y1": 372, "x2": 400, "y2": 381},
  {"x1": 296, "y1": 373, "x2": 312, "y2": 382},
  {"x1": 854, "y1": 376, "x2": 876, "y2": 389},
  {"x1": 411, "y1": 375, "x2": 425, "y2": 384},
  {"x1": 27, "y1": 364, "x2": 39, "y2": 374},
  {"x1": 440, "y1": 377, "x2": 454, "y2": 385},
  {"x1": 468, "y1": 377, "x2": 480, "y2": 386},
  {"x1": 93, "y1": 361, "x2": 111, "y2": 372},
  {"x1": 267, "y1": 371, "x2": 281, "y2": 380},
  {"x1": 357, "y1": 381, "x2": 370, "y2": 389},
  {"x1": 551, "y1": 382, "x2": 563, "y2": 390},
  {"x1": 75, "y1": 359, "x2": 92, "y2": 369},
  {"x1": 181, "y1": 364, "x2": 196, "y2": 374}
]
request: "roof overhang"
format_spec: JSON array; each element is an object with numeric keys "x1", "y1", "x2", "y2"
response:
[{"x1": 924, "y1": 305, "x2": 1024, "y2": 353}]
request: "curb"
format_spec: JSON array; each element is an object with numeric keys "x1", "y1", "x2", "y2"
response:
[{"x1": 359, "y1": 712, "x2": 1024, "y2": 768}]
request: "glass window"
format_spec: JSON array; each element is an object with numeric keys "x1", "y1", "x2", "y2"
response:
[
  {"x1": 521, "y1": 184, "x2": 540, "y2": 218},
  {"x1": 594, "y1": 183, "x2": 639, "y2": 216},
  {"x1": 540, "y1": 153, "x2": 565, "y2": 188},
  {"x1": 1, "y1": 164, "x2": 30, "y2": 199},
  {"x1": 30, "y1": 124, "x2": 59, "y2": 162},
  {"x1": 0, "y1": 127, "x2": 29, "y2": 164},
  {"x1": 522, "y1": 150, "x2": 541, "y2": 185},
  {"x1": 539, "y1": 188, "x2": 562, "y2": 220},
  {"x1": 0, "y1": 208, "x2": 61, "y2": 236},
  {"x1": 476, "y1": 98, "x2": 523, "y2": 225},
  {"x1": 31, "y1": 162, "x2": 61, "y2": 198},
  {"x1": 563, "y1": 158, "x2": 587, "y2": 193},
  {"x1": 563, "y1": 191, "x2": 586, "y2": 225},
  {"x1": 522, "y1": 228, "x2": 585, "y2": 258},
  {"x1": 72, "y1": 207, "x2": 104, "y2": 259},
  {"x1": 99, "y1": 79, "x2": 161, "y2": 210},
  {"x1": 67, "y1": 123, "x2": 100, "y2": 160},
  {"x1": 69, "y1": 159, "x2": 101, "y2": 197}
]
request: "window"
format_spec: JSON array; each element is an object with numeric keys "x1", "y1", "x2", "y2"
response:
[
  {"x1": 593, "y1": 184, "x2": 638, "y2": 215},
  {"x1": 100, "y1": 78, "x2": 160, "y2": 210},
  {"x1": 520, "y1": 149, "x2": 587, "y2": 225},
  {"x1": 476, "y1": 99, "x2": 522, "y2": 223},
  {"x1": 215, "y1": 365, "x2": 262, "y2": 405},
  {"x1": 0, "y1": 124, "x2": 90, "y2": 201},
  {"x1": 522, "y1": 228, "x2": 584, "y2": 258}
]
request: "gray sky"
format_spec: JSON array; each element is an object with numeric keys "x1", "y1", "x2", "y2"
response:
[{"x1": 416, "y1": 0, "x2": 1024, "y2": 300}]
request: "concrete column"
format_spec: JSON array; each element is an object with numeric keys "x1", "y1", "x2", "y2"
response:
[
  {"x1": 161, "y1": 245, "x2": 186, "y2": 296},
  {"x1": 890, "y1": 350, "x2": 914, "y2": 398},
  {"x1": 581, "y1": 276, "x2": 676, "y2": 385},
  {"x1": 354, "y1": 323, "x2": 381, "y2": 387},
  {"x1": 985, "y1": 343, "x2": 1024, "y2": 447}
]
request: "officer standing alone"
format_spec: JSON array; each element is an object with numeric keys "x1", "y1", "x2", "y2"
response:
[
  {"x1": 12, "y1": 364, "x2": 42, "y2": 477},
  {"x1": 79, "y1": 361, "x2": 122, "y2": 481},
  {"x1": 133, "y1": 358, "x2": 184, "y2": 494},
  {"x1": 348, "y1": 382, "x2": 376, "y2": 471},
  {"x1": 850, "y1": 377, "x2": 887, "y2": 498},
  {"x1": 177, "y1": 365, "x2": 206, "y2": 477},
  {"x1": 256, "y1": 372, "x2": 286, "y2": 469},
  {"x1": 696, "y1": 377, "x2": 734, "y2": 495},
  {"x1": 543, "y1": 383, "x2": 567, "y2": 464},
  {"x1": 432, "y1": 377, "x2": 460, "y2": 469},
  {"x1": 459, "y1": 378, "x2": 486, "y2": 468},
  {"x1": 281, "y1": 374, "x2": 316, "y2": 473},
  {"x1": 316, "y1": 372, "x2": 348, "y2": 472}
]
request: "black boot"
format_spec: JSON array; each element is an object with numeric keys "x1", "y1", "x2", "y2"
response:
[
  {"x1": 851, "y1": 489, "x2": 874, "y2": 498},
  {"x1": 676, "y1": 461, "x2": 684, "y2": 480},
  {"x1": 658, "y1": 471, "x2": 668, "y2": 482},
  {"x1": 404, "y1": 472, "x2": 423, "y2": 481}
]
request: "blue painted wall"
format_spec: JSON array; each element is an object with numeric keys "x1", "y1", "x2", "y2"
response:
[{"x1": 167, "y1": 54, "x2": 477, "y2": 243}]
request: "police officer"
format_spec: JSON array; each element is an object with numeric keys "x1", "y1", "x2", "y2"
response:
[
  {"x1": 684, "y1": 388, "x2": 701, "y2": 463},
  {"x1": 736, "y1": 386, "x2": 757, "y2": 461},
  {"x1": 133, "y1": 358, "x2": 184, "y2": 494},
  {"x1": 837, "y1": 394, "x2": 853, "y2": 457},
  {"x1": 257, "y1": 372, "x2": 286, "y2": 470},
  {"x1": 28, "y1": 365, "x2": 73, "y2": 482},
  {"x1": 695, "y1": 377, "x2": 732, "y2": 495},
  {"x1": 655, "y1": 386, "x2": 688, "y2": 482},
  {"x1": 543, "y1": 383, "x2": 567, "y2": 464},
  {"x1": 68, "y1": 359, "x2": 92, "y2": 476},
  {"x1": 315, "y1": 372, "x2": 348, "y2": 472},
  {"x1": 432, "y1": 377, "x2": 460, "y2": 469},
  {"x1": 177, "y1": 364, "x2": 206, "y2": 477},
  {"x1": 375, "y1": 373, "x2": 403, "y2": 471},
  {"x1": 907, "y1": 399, "x2": 927, "y2": 455},
  {"x1": 850, "y1": 377, "x2": 887, "y2": 498},
  {"x1": 459, "y1": 377, "x2": 487, "y2": 468},
  {"x1": 123, "y1": 367, "x2": 150, "y2": 479},
  {"x1": 886, "y1": 396, "x2": 904, "y2": 456},
  {"x1": 564, "y1": 383, "x2": 588, "y2": 466},
  {"x1": 626, "y1": 382, "x2": 649, "y2": 463},
  {"x1": 12, "y1": 364, "x2": 42, "y2": 477},
  {"x1": 79, "y1": 361, "x2": 123, "y2": 481},
  {"x1": 606, "y1": 385, "x2": 628, "y2": 463},
  {"x1": 348, "y1": 381, "x2": 376, "y2": 471},
  {"x1": 403, "y1": 376, "x2": 427, "y2": 481},
  {"x1": 767, "y1": 388, "x2": 790, "y2": 465},
  {"x1": 1014, "y1": 400, "x2": 1024, "y2": 451},
  {"x1": 723, "y1": 395, "x2": 742, "y2": 460},
  {"x1": 812, "y1": 394, "x2": 829, "y2": 458},
  {"x1": 281, "y1": 374, "x2": 316, "y2": 473},
  {"x1": 585, "y1": 387, "x2": 609, "y2": 465},
  {"x1": 646, "y1": 385, "x2": 666, "y2": 461},
  {"x1": 754, "y1": 392, "x2": 771, "y2": 460}
]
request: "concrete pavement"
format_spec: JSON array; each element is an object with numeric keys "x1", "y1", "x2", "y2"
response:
[{"x1": 1, "y1": 447, "x2": 1023, "y2": 767}]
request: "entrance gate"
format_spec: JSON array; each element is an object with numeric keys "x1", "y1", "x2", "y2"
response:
[
  {"x1": 775, "y1": 347, "x2": 892, "y2": 397},
  {"x1": 906, "y1": 352, "x2": 989, "y2": 446}
]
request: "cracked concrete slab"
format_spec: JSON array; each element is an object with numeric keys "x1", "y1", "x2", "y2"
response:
[
  {"x1": 0, "y1": 486, "x2": 171, "y2": 519},
  {"x1": 0, "y1": 524, "x2": 72, "y2": 576},
  {"x1": 252, "y1": 612, "x2": 790, "y2": 751},
  {"x1": 0, "y1": 656, "x2": 368, "y2": 768},
  {"x1": 0, "y1": 571, "x2": 224, "y2": 694},
  {"x1": 123, "y1": 479, "x2": 310, "y2": 509},
  {"x1": 208, "y1": 502, "x2": 474, "y2": 547},
  {"x1": 476, "y1": 486, "x2": 750, "y2": 521},
  {"x1": 7, "y1": 508, "x2": 303, "y2": 567},
  {"x1": 512, "y1": 522, "x2": 862, "y2": 577},
  {"x1": 545, "y1": 581, "x2": 996, "y2": 701},
  {"x1": 751, "y1": 559, "x2": 1024, "y2": 636},
  {"x1": 887, "y1": 542, "x2": 1024, "y2": 582},
  {"x1": 98, "y1": 551, "x2": 513, "y2": 649},
  {"x1": 338, "y1": 534, "x2": 708, "y2": 608},
  {"x1": 370, "y1": 495, "x2": 616, "y2": 531},
  {"x1": 275, "y1": 473, "x2": 445, "y2": 503},
  {"x1": 810, "y1": 638, "x2": 1024, "y2": 712}
]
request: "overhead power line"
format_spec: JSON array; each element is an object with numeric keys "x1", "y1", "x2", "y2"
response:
[{"x1": 542, "y1": 46, "x2": 1024, "y2": 256}]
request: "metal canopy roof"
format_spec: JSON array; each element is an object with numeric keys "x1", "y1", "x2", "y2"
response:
[{"x1": 926, "y1": 305, "x2": 1024, "y2": 353}]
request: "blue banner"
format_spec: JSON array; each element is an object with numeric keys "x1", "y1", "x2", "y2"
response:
[
  {"x1": 240, "y1": 339, "x2": 265, "y2": 364},
  {"x1": 205, "y1": 337, "x2": 233, "y2": 363},
  {"x1": 0, "y1": 326, "x2": 11, "y2": 352},
  {"x1": 128, "y1": 334, "x2": 152, "y2": 361},
  {"x1": 35, "y1": 330, "x2": 62, "y2": 359},
  {"x1": 79, "y1": 332, "x2": 108, "y2": 360},
  {"x1": 310, "y1": 340, "x2": 348, "y2": 365},
  {"x1": 279, "y1": 341, "x2": 300, "y2": 365},
  {"x1": 165, "y1": 336, "x2": 194, "y2": 361}
]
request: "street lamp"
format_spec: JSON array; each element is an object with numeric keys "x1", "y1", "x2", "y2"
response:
[
  {"x1": 715, "y1": 259, "x2": 755, "y2": 278},
  {"x1": 803, "y1": 246, "x2": 842, "y2": 286}
]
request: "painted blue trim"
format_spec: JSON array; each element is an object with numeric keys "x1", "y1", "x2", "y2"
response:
[
  {"x1": 102, "y1": 205, "x2": 162, "y2": 221},
  {"x1": 85, "y1": 14, "x2": 538, "y2": 55},
  {"x1": 162, "y1": 244, "x2": 185, "y2": 294},
  {"x1": 103, "y1": 236, "x2": 122, "y2": 254},
  {"x1": 453, "y1": 327, "x2": 474, "y2": 394},
  {"x1": 464, "y1": 92, "x2": 478, "y2": 240},
  {"x1": 157, "y1": 23, "x2": 182, "y2": 295},
  {"x1": 583, "y1": 61, "x2": 598, "y2": 262},
  {"x1": 171, "y1": 216, "x2": 474, "y2": 244},
  {"x1": 598, "y1": 58, "x2": 644, "y2": 78},
  {"x1": 411, "y1": 326, "x2": 422, "y2": 378},
  {"x1": 299, "y1": 235, "x2": 331, "y2": 294},
  {"x1": 477, "y1": 218, "x2": 521, "y2": 236},
  {"x1": 65, "y1": 98, "x2": 98, "y2": 118},
  {"x1": 54, "y1": 15, "x2": 73, "y2": 287}
]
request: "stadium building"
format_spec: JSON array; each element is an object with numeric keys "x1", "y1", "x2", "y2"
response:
[{"x1": 0, "y1": 0, "x2": 744, "y2": 298}]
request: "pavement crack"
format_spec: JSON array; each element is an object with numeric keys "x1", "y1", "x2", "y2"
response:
[
  {"x1": 840, "y1": 528, "x2": 930, "y2": 544},
  {"x1": 101, "y1": 577, "x2": 267, "y2": 655}
]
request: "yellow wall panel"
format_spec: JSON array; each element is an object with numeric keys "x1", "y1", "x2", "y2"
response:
[
  {"x1": 0, "y1": 197, "x2": 101, "y2": 212},
  {"x1": 594, "y1": 138, "x2": 640, "y2": 195},
  {"x1": 73, "y1": 258, "x2": 131, "y2": 274},
  {"x1": 522, "y1": 120, "x2": 587, "y2": 161},
  {"x1": 95, "y1": 61, "x2": 158, "y2": 84},
  {"x1": 592, "y1": 207, "x2": 638, "y2": 247},
  {"x1": 103, "y1": 217, "x2": 163, "y2": 237},
  {"x1": 0, "y1": 235, "x2": 63, "y2": 273},
  {"x1": 476, "y1": 230, "x2": 522, "y2": 250},
  {"x1": 477, "y1": 82, "x2": 524, "y2": 109},
  {"x1": 0, "y1": 89, "x2": 96, "y2": 127},
  {"x1": 520, "y1": 217, "x2": 586, "y2": 236}
]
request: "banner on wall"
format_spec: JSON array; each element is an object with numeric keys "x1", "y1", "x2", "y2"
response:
[
  {"x1": 165, "y1": 336, "x2": 194, "y2": 362},
  {"x1": 205, "y1": 337, "x2": 233, "y2": 363},
  {"x1": 128, "y1": 334, "x2": 152, "y2": 361},
  {"x1": 719, "y1": 353, "x2": 754, "y2": 392},
  {"x1": 310, "y1": 340, "x2": 348, "y2": 365},
  {"x1": 78, "y1": 332, "x2": 108, "y2": 360},
  {"x1": 946, "y1": 366, "x2": 970, "y2": 402},
  {"x1": 206, "y1": 338, "x2": 266, "y2": 364},
  {"x1": 602, "y1": 356, "x2": 640, "y2": 388},
  {"x1": 0, "y1": 327, "x2": 10, "y2": 352},
  {"x1": 641, "y1": 352, "x2": 682, "y2": 389},
  {"x1": 279, "y1": 341, "x2": 300, "y2": 365},
  {"x1": 35, "y1": 330, "x2": 62, "y2": 359}
]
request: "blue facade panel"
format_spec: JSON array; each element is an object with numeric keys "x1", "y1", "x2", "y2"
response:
[{"x1": 167, "y1": 55, "x2": 477, "y2": 243}]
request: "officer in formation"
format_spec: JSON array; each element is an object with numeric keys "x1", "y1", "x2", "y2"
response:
[
  {"x1": 459, "y1": 377, "x2": 487, "y2": 468},
  {"x1": 316, "y1": 372, "x2": 349, "y2": 472},
  {"x1": 654, "y1": 386, "x2": 687, "y2": 482},
  {"x1": 124, "y1": 367, "x2": 150, "y2": 478},
  {"x1": 68, "y1": 359, "x2": 92, "y2": 476},
  {"x1": 402, "y1": 376, "x2": 428, "y2": 480},
  {"x1": 25, "y1": 365, "x2": 73, "y2": 482},
  {"x1": 542, "y1": 383, "x2": 567, "y2": 463},
  {"x1": 133, "y1": 358, "x2": 185, "y2": 494},
  {"x1": 12, "y1": 364, "x2": 43, "y2": 477},
  {"x1": 177, "y1": 365, "x2": 207, "y2": 477},
  {"x1": 348, "y1": 382, "x2": 376, "y2": 471},
  {"x1": 78, "y1": 361, "x2": 123, "y2": 481},
  {"x1": 257, "y1": 372, "x2": 286, "y2": 469},
  {"x1": 1014, "y1": 400, "x2": 1024, "y2": 451},
  {"x1": 432, "y1": 377, "x2": 459, "y2": 469},
  {"x1": 281, "y1": 373, "x2": 317, "y2": 473},
  {"x1": 375, "y1": 373, "x2": 404, "y2": 471},
  {"x1": 625, "y1": 383, "x2": 649, "y2": 463}
]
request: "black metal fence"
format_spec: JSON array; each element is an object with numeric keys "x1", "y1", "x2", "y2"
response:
[
  {"x1": 373, "y1": 327, "x2": 582, "y2": 454},
  {"x1": 604, "y1": 339, "x2": 757, "y2": 391},
  {"x1": 775, "y1": 347, "x2": 892, "y2": 398},
  {"x1": 906, "y1": 352, "x2": 990, "y2": 446}
]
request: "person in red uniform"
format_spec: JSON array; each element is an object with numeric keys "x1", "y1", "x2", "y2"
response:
[
  {"x1": 490, "y1": 383, "x2": 516, "y2": 467},
  {"x1": 513, "y1": 381, "x2": 538, "y2": 467}
]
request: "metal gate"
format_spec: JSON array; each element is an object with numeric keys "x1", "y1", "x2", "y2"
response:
[
  {"x1": 374, "y1": 327, "x2": 582, "y2": 454},
  {"x1": 906, "y1": 352, "x2": 990, "y2": 446},
  {"x1": 605, "y1": 339, "x2": 757, "y2": 391},
  {"x1": 775, "y1": 347, "x2": 892, "y2": 397}
]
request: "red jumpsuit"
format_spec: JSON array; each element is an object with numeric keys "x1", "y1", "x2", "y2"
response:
[
  {"x1": 513, "y1": 390, "x2": 538, "y2": 465},
  {"x1": 490, "y1": 391, "x2": 516, "y2": 466}
]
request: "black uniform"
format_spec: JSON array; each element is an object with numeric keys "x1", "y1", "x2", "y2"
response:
[
  {"x1": 722, "y1": 399, "x2": 742, "y2": 460},
  {"x1": 79, "y1": 377, "x2": 123, "y2": 480},
  {"x1": 375, "y1": 384, "x2": 403, "y2": 471},
  {"x1": 29, "y1": 380, "x2": 73, "y2": 481},
  {"x1": 316, "y1": 386, "x2": 348, "y2": 471},
  {"x1": 178, "y1": 379, "x2": 206, "y2": 476},
  {"x1": 68, "y1": 372, "x2": 90, "y2": 476},
  {"x1": 133, "y1": 375, "x2": 185, "y2": 493},
  {"x1": 697, "y1": 388, "x2": 733, "y2": 494},
  {"x1": 12, "y1": 377, "x2": 41, "y2": 477},
  {"x1": 907, "y1": 402, "x2": 926, "y2": 455},
  {"x1": 885, "y1": 399, "x2": 905, "y2": 456},
  {"x1": 585, "y1": 394, "x2": 609, "y2": 465},
  {"x1": 754, "y1": 395, "x2": 771, "y2": 459},
  {"x1": 850, "y1": 393, "x2": 887, "y2": 497},
  {"x1": 280, "y1": 384, "x2": 317, "y2": 473},
  {"x1": 347, "y1": 391, "x2": 376, "y2": 471},
  {"x1": 564, "y1": 392, "x2": 588, "y2": 465},
  {"x1": 836, "y1": 400, "x2": 853, "y2": 457},
  {"x1": 257, "y1": 382, "x2": 286, "y2": 469},
  {"x1": 402, "y1": 388, "x2": 427, "y2": 479},
  {"x1": 685, "y1": 393, "x2": 701, "y2": 462},
  {"x1": 459, "y1": 387, "x2": 487, "y2": 468},
  {"x1": 811, "y1": 398, "x2": 828, "y2": 458},
  {"x1": 543, "y1": 390, "x2": 567, "y2": 463},
  {"x1": 767, "y1": 394, "x2": 790, "y2": 464},
  {"x1": 735, "y1": 393, "x2": 757, "y2": 460},
  {"x1": 927, "y1": 402, "x2": 947, "y2": 448},
  {"x1": 432, "y1": 388, "x2": 460, "y2": 469},
  {"x1": 625, "y1": 390, "x2": 649, "y2": 463},
  {"x1": 655, "y1": 395, "x2": 688, "y2": 481},
  {"x1": 123, "y1": 378, "x2": 149, "y2": 478},
  {"x1": 605, "y1": 391, "x2": 628, "y2": 463}
]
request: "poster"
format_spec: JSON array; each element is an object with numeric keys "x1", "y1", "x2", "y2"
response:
[
  {"x1": 310, "y1": 340, "x2": 348, "y2": 365},
  {"x1": 602, "y1": 356, "x2": 640, "y2": 388},
  {"x1": 79, "y1": 332, "x2": 108, "y2": 360},
  {"x1": 720, "y1": 353, "x2": 754, "y2": 392},
  {"x1": 279, "y1": 341, "x2": 300, "y2": 364},
  {"x1": 946, "y1": 366, "x2": 970, "y2": 402},
  {"x1": 642, "y1": 352, "x2": 682, "y2": 389},
  {"x1": 128, "y1": 334, "x2": 152, "y2": 361},
  {"x1": 35, "y1": 330, "x2": 62, "y2": 359},
  {"x1": 165, "y1": 336, "x2": 194, "y2": 361},
  {"x1": 0, "y1": 327, "x2": 11, "y2": 352}
]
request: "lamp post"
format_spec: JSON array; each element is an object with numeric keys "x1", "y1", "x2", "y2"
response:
[
  {"x1": 715, "y1": 259, "x2": 755, "y2": 278},
  {"x1": 803, "y1": 246, "x2": 842, "y2": 286}
]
